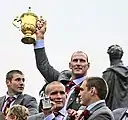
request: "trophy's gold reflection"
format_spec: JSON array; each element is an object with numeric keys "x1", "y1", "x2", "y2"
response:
[{"x1": 13, "y1": 7, "x2": 39, "y2": 44}]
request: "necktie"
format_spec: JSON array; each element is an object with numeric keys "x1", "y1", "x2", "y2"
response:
[
  {"x1": 66, "y1": 81, "x2": 75, "y2": 93},
  {"x1": 54, "y1": 111, "x2": 60, "y2": 117},
  {"x1": 3, "y1": 97, "x2": 15, "y2": 116},
  {"x1": 77, "y1": 109, "x2": 90, "y2": 120},
  {"x1": 53, "y1": 111, "x2": 64, "y2": 120}
]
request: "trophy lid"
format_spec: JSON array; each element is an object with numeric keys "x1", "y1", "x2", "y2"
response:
[{"x1": 20, "y1": 7, "x2": 38, "y2": 19}]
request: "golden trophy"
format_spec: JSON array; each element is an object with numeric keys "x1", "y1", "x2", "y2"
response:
[{"x1": 13, "y1": 7, "x2": 40, "y2": 44}]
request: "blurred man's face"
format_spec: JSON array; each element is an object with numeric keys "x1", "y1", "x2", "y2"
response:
[
  {"x1": 69, "y1": 52, "x2": 89, "y2": 78},
  {"x1": 79, "y1": 80, "x2": 91, "y2": 106},
  {"x1": 6, "y1": 73, "x2": 25, "y2": 95},
  {"x1": 47, "y1": 83, "x2": 66, "y2": 111}
]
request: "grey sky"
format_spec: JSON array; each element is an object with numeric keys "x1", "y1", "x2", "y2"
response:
[{"x1": 0, "y1": 0, "x2": 128, "y2": 102}]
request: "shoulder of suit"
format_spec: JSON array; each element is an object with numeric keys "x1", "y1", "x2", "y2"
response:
[
  {"x1": 93, "y1": 106, "x2": 113, "y2": 116},
  {"x1": 89, "y1": 106, "x2": 114, "y2": 120},
  {"x1": 20, "y1": 94, "x2": 36, "y2": 100},
  {"x1": 0, "y1": 96, "x2": 5, "y2": 98},
  {"x1": 0, "y1": 96, "x2": 5, "y2": 100}
]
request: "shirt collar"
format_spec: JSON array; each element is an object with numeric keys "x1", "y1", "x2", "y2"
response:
[
  {"x1": 45, "y1": 108, "x2": 66, "y2": 120},
  {"x1": 86, "y1": 100, "x2": 105, "y2": 111},
  {"x1": 59, "y1": 107, "x2": 67, "y2": 116},
  {"x1": 45, "y1": 112, "x2": 55, "y2": 120},
  {"x1": 72, "y1": 76, "x2": 85, "y2": 85},
  {"x1": 5, "y1": 92, "x2": 18, "y2": 100}
]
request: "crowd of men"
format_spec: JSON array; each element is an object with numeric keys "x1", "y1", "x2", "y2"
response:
[{"x1": 0, "y1": 19, "x2": 128, "y2": 120}]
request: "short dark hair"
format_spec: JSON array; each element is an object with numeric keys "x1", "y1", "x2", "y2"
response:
[
  {"x1": 86, "y1": 77, "x2": 108, "y2": 100},
  {"x1": 107, "y1": 44, "x2": 123, "y2": 60},
  {"x1": 6, "y1": 70, "x2": 23, "y2": 80}
]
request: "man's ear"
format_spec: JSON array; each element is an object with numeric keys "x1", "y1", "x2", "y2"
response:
[
  {"x1": 87, "y1": 62, "x2": 90, "y2": 69},
  {"x1": 69, "y1": 62, "x2": 72, "y2": 69},
  {"x1": 65, "y1": 93, "x2": 67, "y2": 98},
  {"x1": 90, "y1": 87, "x2": 96, "y2": 96},
  {"x1": 6, "y1": 79, "x2": 10, "y2": 86}
]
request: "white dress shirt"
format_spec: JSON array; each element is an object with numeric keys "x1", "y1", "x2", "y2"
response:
[{"x1": 45, "y1": 107, "x2": 67, "y2": 120}]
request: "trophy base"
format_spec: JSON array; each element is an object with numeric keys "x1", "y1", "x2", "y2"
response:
[{"x1": 21, "y1": 37, "x2": 36, "y2": 44}]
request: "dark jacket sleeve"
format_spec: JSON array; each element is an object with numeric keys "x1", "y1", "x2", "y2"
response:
[{"x1": 34, "y1": 48, "x2": 60, "y2": 82}]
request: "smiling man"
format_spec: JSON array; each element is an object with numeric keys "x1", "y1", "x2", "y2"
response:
[
  {"x1": 0, "y1": 70, "x2": 38, "y2": 116},
  {"x1": 33, "y1": 19, "x2": 90, "y2": 111},
  {"x1": 28, "y1": 81, "x2": 67, "y2": 120}
]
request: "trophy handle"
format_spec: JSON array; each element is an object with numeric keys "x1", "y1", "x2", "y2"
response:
[{"x1": 12, "y1": 16, "x2": 21, "y2": 30}]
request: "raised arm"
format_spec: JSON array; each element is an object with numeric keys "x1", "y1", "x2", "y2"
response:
[{"x1": 34, "y1": 19, "x2": 60, "y2": 83}]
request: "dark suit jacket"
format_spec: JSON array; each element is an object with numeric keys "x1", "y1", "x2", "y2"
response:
[
  {"x1": 66, "y1": 102, "x2": 114, "y2": 120},
  {"x1": 0, "y1": 94, "x2": 38, "y2": 116},
  {"x1": 113, "y1": 107, "x2": 127, "y2": 120},
  {"x1": 87, "y1": 102, "x2": 114, "y2": 120},
  {"x1": 34, "y1": 48, "x2": 81, "y2": 110},
  {"x1": 28, "y1": 112, "x2": 45, "y2": 120}
]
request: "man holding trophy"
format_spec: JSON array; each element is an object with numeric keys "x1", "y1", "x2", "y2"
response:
[{"x1": 13, "y1": 7, "x2": 90, "y2": 119}]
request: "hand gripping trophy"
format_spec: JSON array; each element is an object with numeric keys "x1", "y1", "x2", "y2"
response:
[{"x1": 13, "y1": 7, "x2": 44, "y2": 44}]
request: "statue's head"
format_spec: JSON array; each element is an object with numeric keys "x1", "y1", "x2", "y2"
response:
[{"x1": 107, "y1": 44, "x2": 123, "y2": 60}]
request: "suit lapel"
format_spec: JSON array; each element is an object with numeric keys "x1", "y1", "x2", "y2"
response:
[
  {"x1": 90, "y1": 102, "x2": 106, "y2": 113},
  {"x1": 66, "y1": 91, "x2": 77, "y2": 109},
  {"x1": 88, "y1": 102, "x2": 106, "y2": 119},
  {"x1": 66, "y1": 78, "x2": 83, "y2": 110},
  {"x1": 120, "y1": 108, "x2": 127, "y2": 120},
  {"x1": 13, "y1": 94, "x2": 24, "y2": 105},
  {"x1": 0, "y1": 96, "x2": 6, "y2": 111}
]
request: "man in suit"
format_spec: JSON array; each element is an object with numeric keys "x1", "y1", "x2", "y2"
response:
[
  {"x1": 68, "y1": 76, "x2": 114, "y2": 120},
  {"x1": 33, "y1": 18, "x2": 90, "y2": 111},
  {"x1": 0, "y1": 70, "x2": 38, "y2": 116},
  {"x1": 102, "y1": 45, "x2": 128, "y2": 110},
  {"x1": 28, "y1": 81, "x2": 67, "y2": 120},
  {"x1": 113, "y1": 107, "x2": 128, "y2": 120}
]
